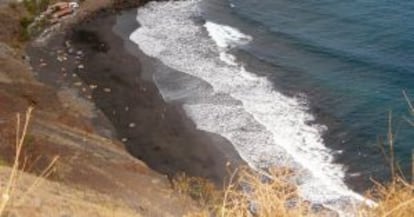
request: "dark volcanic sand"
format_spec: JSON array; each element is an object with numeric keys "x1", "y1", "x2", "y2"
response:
[{"x1": 27, "y1": 9, "x2": 243, "y2": 183}]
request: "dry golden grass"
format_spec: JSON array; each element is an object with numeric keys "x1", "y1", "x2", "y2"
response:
[
  {"x1": 176, "y1": 167, "x2": 315, "y2": 217},
  {"x1": 179, "y1": 110, "x2": 414, "y2": 217},
  {"x1": 178, "y1": 167, "x2": 414, "y2": 217},
  {"x1": 0, "y1": 107, "x2": 58, "y2": 216},
  {"x1": 359, "y1": 177, "x2": 414, "y2": 217},
  {"x1": 358, "y1": 102, "x2": 414, "y2": 217},
  {"x1": 0, "y1": 108, "x2": 141, "y2": 217},
  {"x1": 2, "y1": 101, "x2": 414, "y2": 217}
]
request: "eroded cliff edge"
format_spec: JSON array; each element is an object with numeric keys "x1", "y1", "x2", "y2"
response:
[{"x1": 0, "y1": 1, "x2": 199, "y2": 216}]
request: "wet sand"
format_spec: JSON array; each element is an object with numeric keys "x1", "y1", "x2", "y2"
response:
[{"x1": 28, "y1": 9, "x2": 243, "y2": 183}]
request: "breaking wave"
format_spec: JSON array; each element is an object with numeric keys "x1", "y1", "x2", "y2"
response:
[{"x1": 130, "y1": 0, "x2": 371, "y2": 214}]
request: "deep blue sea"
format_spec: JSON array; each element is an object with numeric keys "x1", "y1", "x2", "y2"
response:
[
  {"x1": 131, "y1": 0, "x2": 414, "y2": 208},
  {"x1": 200, "y1": 0, "x2": 414, "y2": 188}
]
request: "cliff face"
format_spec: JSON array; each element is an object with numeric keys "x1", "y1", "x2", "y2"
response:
[{"x1": 0, "y1": 1, "x2": 196, "y2": 216}]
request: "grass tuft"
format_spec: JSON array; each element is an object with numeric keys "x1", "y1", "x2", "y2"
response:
[
  {"x1": 360, "y1": 177, "x2": 414, "y2": 217},
  {"x1": 0, "y1": 107, "x2": 58, "y2": 216},
  {"x1": 177, "y1": 167, "x2": 314, "y2": 217}
]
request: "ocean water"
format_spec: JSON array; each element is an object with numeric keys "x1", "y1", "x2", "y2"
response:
[
  {"x1": 129, "y1": 0, "x2": 413, "y2": 213},
  {"x1": 199, "y1": 0, "x2": 414, "y2": 184}
]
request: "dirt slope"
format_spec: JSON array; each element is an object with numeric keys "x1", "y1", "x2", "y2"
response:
[{"x1": 0, "y1": 1, "x2": 198, "y2": 216}]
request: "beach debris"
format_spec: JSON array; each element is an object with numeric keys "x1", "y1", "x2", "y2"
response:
[
  {"x1": 86, "y1": 95, "x2": 92, "y2": 99},
  {"x1": 57, "y1": 56, "x2": 65, "y2": 62},
  {"x1": 44, "y1": 2, "x2": 80, "y2": 24},
  {"x1": 81, "y1": 87, "x2": 87, "y2": 92},
  {"x1": 65, "y1": 40, "x2": 71, "y2": 48},
  {"x1": 56, "y1": 50, "x2": 68, "y2": 62},
  {"x1": 128, "y1": 123, "x2": 136, "y2": 128},
  {"x1": 89, "y1": 84, "x2": 98, "y2": 90},
  {"x1": 39, "y1": 62, "x2": 47, "y2": 67},
  {"x1": 67, "y1": 48, "x2": 74, "y2": 54},
  {"x1": 77, "y1": 64, "x2": 85, "y2": 69},
  {"x1": 72, "y1": 73, "x2": 77, "y2": 77},
  {"x1": 121, "y1": 138, "x2": 128, "y2": 142},
  {"x1": 73, "y1": 82, "x2": 82, "y2": 86},
  {"x1": 75, "y1": 50, "x2": 84, "y2": 60},
  {"x1": 103, "y1": 88, "x2": 111, "y2": 93}
]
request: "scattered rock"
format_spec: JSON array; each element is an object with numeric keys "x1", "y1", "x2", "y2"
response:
[
  {"x1": 89, "y1": 84, "x2": 98, "y2": 90},
  {"x1": 77, "y1": 64, "x2": 84, "y2": 69},
  {"x1": 125, "y1": 106, "x2": 129, "y2": 111},
  {"x1": 72, "y1": 73, "x2": 77, "y2": 77},
  {"x1": 73, "y1": 82, "x2": 82, "y2": 86},
  {"x1": 121, "y1": 138, "x2": 128, "y2": 142},
  {"x1": 57, "y1": 55, "x2": 67, "y2": 62},
  {"x1": 128, "y1": 122, "x2": 136, "y2": 128},
  {"x1": 103, "y1": 88, "x2": 111, "y2": 93},
  {"x1": 65, "y1": 40, "x2": 71, "y2": 47}
]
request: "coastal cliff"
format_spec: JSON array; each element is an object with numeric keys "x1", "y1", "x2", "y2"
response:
[
  {"x1": 1, "y1": 1, "x2": 413, "y2": 217},
  {"x1": 0, "y1": 1, "x2": 199, "y2": 216}
]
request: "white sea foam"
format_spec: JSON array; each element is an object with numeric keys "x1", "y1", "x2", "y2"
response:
[
  {"x1": 130, "y1": 0, "x2": 372, "y2": 214},
  {"x1": 204, "y1": 21, "x2": 252, "y2": 48}
]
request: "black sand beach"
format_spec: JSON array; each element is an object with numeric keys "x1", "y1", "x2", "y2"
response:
[{"x1": 27, "y1": 9, "x2": 243, "y2": 183}]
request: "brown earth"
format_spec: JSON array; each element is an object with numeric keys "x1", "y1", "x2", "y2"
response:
[
  {"x1": 0, "y1": 1, "x2": 200, "y2": 216},
  {"x1": 0, "y1": 1, "x2": 28, "y2": 48}
]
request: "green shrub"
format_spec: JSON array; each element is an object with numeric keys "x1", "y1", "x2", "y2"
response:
[
  {"x1": 23, "y1": 0, "x2": 50, "y2": 16},
  {"x1": 19, "y1": 16, "x2": 34, "y2": 41}
]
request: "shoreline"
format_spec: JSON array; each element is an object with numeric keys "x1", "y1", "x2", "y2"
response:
[
  {"x1": 27, "y1": 8, "x2": 244, "y2": 184},
  {"x1": 1, "y1": 1, "x2": 410, "y2": 216},
  {"x1": 200, "y1": 0, "x2": 383, "y2": 193}
]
